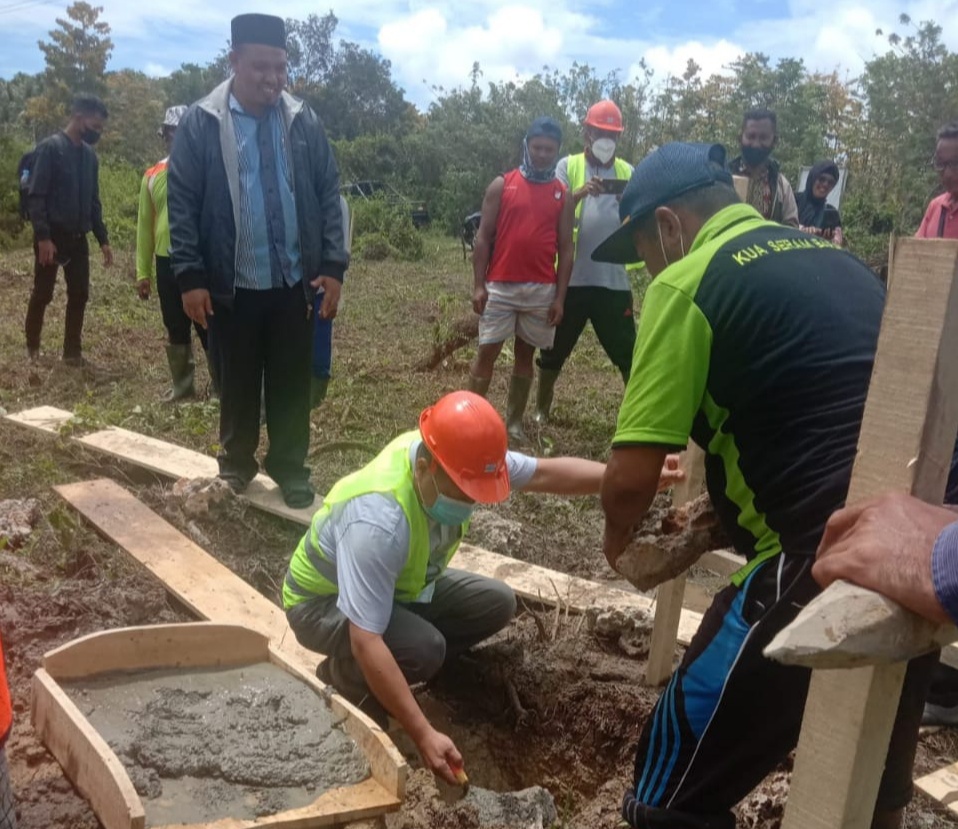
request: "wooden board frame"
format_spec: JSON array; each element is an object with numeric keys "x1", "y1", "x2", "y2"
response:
[
  {"x1": 33, "y1": 623, "x2": 403, "y2": 829},
  {"x1": 1, "y1": 406, "x2": 708, "y2": 637},
  {"x1": 781, "y1": 238, "x2": 958, "y2": 828},
  {"x1": 644, "y1": 444, "x2": 707, "y2": 686}
]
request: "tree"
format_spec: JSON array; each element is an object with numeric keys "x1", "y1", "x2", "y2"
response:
[
  {"x1": 25, "y1": 1, "x2": 112, "y2": 136},
  {"x1": 100, "y1": 70, "x2": 166, "y2": 169},
  {"x1": 308, "y1": 42, "x2": 411, "y2": 140},
  {"x1": 38, "y1": 1, "x2": 112, "y2": 101},
  {"x1": 286, "y1": 12, "x2": 337, "y2": 95},
  {"x1": 164, "y1": 62, "x2": 229, "y2": 108}
]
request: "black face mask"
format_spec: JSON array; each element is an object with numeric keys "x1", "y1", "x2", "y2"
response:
[
  {"x1": 741, "y1": 145, "x2": 772, "y2": 167},
  {"x1": 82, "y1": 128, "x2": 101, "y2": 145}
]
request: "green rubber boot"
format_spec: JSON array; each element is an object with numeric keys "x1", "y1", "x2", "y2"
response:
[
  {"x1": 506, "y1": 374, "x2": 533, "y2": 446},
  {"x1": 164, "y1": 344, "x2": 196, "y2": 401},
  {"x1": 534, "y1": 367, "x2": 561, "y2": 424},
  {"x1": 467, "y1": 374, "x2": 492, "y2": 398}
]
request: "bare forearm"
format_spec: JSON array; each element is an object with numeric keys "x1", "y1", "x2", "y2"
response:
[
  {"x1": 524, "y1": 458, "x2": 605, "y2": 495},
  {"x1": 351, "y1": 632, "x2": 430, "y2": 739},
  {"x1": 601, "y1": 453, "x2": 658, "y2": 534},
  {"x1": 555, "y1": 243, "x2": 573, "y2": 301},
  {"x1": 472, "y1": 239, "x2": 491, "y2": 290}
]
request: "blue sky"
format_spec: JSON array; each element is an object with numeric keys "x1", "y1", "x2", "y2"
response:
[{"x1": 1, "y1": 0, "x2": 956, "y2": 108}]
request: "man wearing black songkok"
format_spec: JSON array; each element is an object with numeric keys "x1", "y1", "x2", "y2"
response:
[{"x1": 169, "y1": 13, "x2": 348, "y2": 509}]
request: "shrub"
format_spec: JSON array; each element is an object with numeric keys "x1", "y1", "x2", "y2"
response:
[{"x1": 350, "y1": 196, "x2": 423, "y2": 261}]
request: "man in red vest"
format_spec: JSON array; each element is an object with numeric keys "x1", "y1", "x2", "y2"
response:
[
  {"x1": 468, "y1": 117, "x2": 574, "y2": 445},
  {"x1": 0, "y1": 633, "x2": 16, "y2": 829}
]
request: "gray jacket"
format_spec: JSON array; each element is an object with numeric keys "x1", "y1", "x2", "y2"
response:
[{"x1": 168, "y1": 79, "x2": 347, "y2": 306}]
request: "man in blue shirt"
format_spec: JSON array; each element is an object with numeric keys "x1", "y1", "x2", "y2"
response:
[{"x1": 169, "y1": 13, "x2": 347, "y2": 509}]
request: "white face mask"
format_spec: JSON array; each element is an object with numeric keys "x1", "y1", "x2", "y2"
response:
[
  {"x1": 657, "y1": 217, "x2": 686, "y2": 270},
  {"x1": 591, "y1": 137, "x2": 616, "y2": 165}
]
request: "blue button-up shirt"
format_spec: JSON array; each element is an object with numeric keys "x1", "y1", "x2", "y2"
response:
[
  {"x1": 933, "y1": 522, "x2": 958, "y2": 624},
  {"x1": 229, "y1": 95, "x2": 303, "y2": 290}
]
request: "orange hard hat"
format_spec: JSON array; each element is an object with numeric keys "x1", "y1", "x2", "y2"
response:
[
  {"x1": 419, "y1": 391, "x2": 510, "y2": 504},
  {"x1": 584, "y1": 100, "x2": 624, "y2": 133}
]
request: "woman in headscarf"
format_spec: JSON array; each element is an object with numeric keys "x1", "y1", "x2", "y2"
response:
[{"x1": 797, "y1": 160, "x2": 844, "y2": 245}]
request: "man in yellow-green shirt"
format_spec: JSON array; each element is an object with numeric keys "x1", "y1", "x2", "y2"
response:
[{"x1": 136, "y1": 105, "x2": 216, "y2": 399}]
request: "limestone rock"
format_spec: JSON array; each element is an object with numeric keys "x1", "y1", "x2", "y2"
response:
[
  {"x1": 614, "y1": 492, "x2": 728, "y2": 591},
  {"x1": 0, "y1": 498, "x2": 42, "y2": 549}
]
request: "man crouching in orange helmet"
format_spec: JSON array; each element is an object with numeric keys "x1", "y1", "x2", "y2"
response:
[{"x1": 283, "y1": 390, "x2": 681, "y2": 784}]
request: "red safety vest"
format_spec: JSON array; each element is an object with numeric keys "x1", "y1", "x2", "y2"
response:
[
  {"x1": 486, "y1": 169, "x2": 567, "y2": 284},
  {"x1": 0, "y1": 634, "x2": 11, "y2": 744}
]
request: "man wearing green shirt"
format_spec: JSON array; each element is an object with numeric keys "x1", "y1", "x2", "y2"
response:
[
  {"x1": 136, "y1": 105, "x2": 216, "y2": 399},
  {"x1": 594, "y1": 142, "x2": 934, "y2": 829}
]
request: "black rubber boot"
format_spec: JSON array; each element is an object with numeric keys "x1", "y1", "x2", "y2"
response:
[{"x1": 164, "y1": 343, "x2": 196, "y2": 401}]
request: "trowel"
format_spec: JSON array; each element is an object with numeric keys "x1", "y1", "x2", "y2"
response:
[{"x1": 436, "y1": 761, "x2": 470, "y2": 804}]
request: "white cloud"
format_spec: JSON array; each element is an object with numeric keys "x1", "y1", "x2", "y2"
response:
[
  {"x1": 143, "y1": 62, "x2": 170, "y2": 78},
  {"x1": 378, "y1": 5, "x2": 571, "y2": 95},
  {"x1": 640, "y1": 39, "x2": 745, "y2": 81}
]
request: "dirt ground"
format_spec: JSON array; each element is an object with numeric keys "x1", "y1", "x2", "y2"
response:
[{"x1": 2, "y1": 239, "x2": 958, "y2": 828}]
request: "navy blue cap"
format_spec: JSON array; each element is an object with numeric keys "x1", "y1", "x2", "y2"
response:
[
  {"x1": 526, "y1": 116, "x2": 562, "y2": 145},
  {"x1": 592, "y1": 142, "x2": 733, "y2": 264}
]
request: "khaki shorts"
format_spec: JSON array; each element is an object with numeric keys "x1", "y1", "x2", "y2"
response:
[{"x1": 478, "y1": 282, "x2": 556, "y2": 349}]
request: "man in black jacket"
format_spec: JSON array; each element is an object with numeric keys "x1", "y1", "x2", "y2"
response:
[
  {"x1": 25, "y1": 93, "x2": 113, "y2": 365},
  {"x1": 168, "y1": 13, "x2": 348, "y2": 509}
]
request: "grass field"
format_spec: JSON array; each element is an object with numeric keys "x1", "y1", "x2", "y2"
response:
[{"x1": 3, "y1": 235, "x2": 958, "y2": 829}]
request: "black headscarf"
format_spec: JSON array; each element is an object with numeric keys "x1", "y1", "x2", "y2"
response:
[{"x1": 797, "y1": 160, "x2": 840, "y2": 228}]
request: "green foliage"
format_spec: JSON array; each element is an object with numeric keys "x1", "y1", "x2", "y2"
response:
[
  {"x1": 28, "y1": 1, "x2": 114, "y2": 136},
  {"x1": 352, "y1": 197, "x2": 424, "y2": 261},
  {"x1": 99, "y1": 69, "x2": 166, "y2": 169},
  {"x1": 0, "y1": 134, "x2": 32, "y2": 250},
  {"x1": 96, "y1": 157, "x2": 142, "y2": 250},
  {"x1": 1, "y1": 0, "x2": 955, "y2": 274}
]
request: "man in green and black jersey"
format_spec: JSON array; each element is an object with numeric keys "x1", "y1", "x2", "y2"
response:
[{"x1": 594, "y1": 142, "x2": 934, "y2": 829}]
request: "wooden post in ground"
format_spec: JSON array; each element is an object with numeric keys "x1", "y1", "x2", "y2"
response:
[
  {"x1": 644, "y1": 443, "x2": 706, "y2": 686},
  {"x1": 781, "y1": 238, "x2": 958, "y2": 829}
]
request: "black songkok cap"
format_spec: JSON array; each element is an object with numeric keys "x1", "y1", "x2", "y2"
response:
[{"x1": 231, "y1": 13, "x2": 286, "y2": 50}]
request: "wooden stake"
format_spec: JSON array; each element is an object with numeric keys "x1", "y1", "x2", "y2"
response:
[
  {"x1": 782, "y1": 238, "x2": 958, "y2": 829},
  {"x1": 645, "y1": 444, "x2": 706, "y2": 686}
]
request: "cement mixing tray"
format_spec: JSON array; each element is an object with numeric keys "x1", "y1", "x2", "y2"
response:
[{"x1": 31, "y1": 622, "x2": 406, "y2": 829}]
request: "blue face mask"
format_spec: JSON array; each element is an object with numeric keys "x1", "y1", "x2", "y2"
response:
[{"x1": 422, "y1": 473, "x2": 475, "y2": 526}]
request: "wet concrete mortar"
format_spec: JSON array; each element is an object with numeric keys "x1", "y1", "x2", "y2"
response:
[{"x1": 63, "y1": 662, "x2": 369, "y2": 827}]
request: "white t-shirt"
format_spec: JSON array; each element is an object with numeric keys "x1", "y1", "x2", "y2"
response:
[
  {"x1": 556, "y1": 155, "x2": 633, "y2": 291},
  {"x1": 316, "y1": 441, "x2": 537, "y2": 635}
]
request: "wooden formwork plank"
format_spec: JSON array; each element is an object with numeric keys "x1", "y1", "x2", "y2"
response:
[
  {"x1": 697, "y1": 549, "x2": 745, "y2": 578},
  {"x1": 78, "y1": 428, "x2": 317, "y2": 525},
  {"x1": 915, "y1": 763, "x2": 958, "y2": 815},
  {"x1": 43, "y1": 623, "x2": 269, "y2": 680},
  {"x1": 53, "y1": 478, "x2": 318, "y2": 671},
  {"x1": 37, "y1": 623, "x2": 404, "y2": 828},
  {"x1": 3, "y1": 404, "x2": 72, "y2": 434},
  {"x1": 781, "y1": 238, "x2": 958, "y2": 829},
  {"x1": 645, "y1": 444, "x2": 707, "y2": 686},
  {"x1": 32, "y1": 669, "x2": 146, "y2": 829},
  {"x1": 0, "y1": 405, "x2": 317, "y2": 524},
  {"x1": 3, "y1": 405, "x2": 706, "y2": 637},
  {"x1": 52, "y1": 481, "x2": 409, "y2": 802}
]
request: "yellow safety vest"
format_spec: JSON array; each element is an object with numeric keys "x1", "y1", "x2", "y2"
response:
[
  {"x1": 282, "y1": 431, "x2": 467, "y2": 609},
  {"x1": 566, "y1": 153, "x2": 643, "y2": 271}
]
